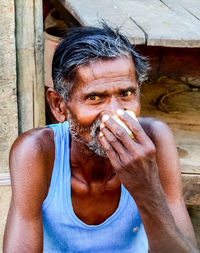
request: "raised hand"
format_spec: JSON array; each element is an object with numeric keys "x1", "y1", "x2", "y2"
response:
[{"x1": 99, "y1": 110, "x2": 159, "y2": 195}]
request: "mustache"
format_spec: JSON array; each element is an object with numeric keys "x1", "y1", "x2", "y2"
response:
[
  {"x1": 90, "y1": 118, "x2": 102, "y2": 136},
  {"x1": 67, "y1": 110, "x2": 107, "y2": 157},
  {"x1": 67, "y1": 109, "x2": 101, "y2": 135}
]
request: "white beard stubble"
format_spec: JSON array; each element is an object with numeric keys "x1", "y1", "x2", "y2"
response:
[{"x1": 67, "y1": 109, "x2": 107, "y2": 158}]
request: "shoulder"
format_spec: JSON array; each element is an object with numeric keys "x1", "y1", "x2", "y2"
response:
[
  {"x1": 138, "y1": 116, "x2": 177, "y2": 164},
  {"x1": 10, "y1": 127, "x2": 55, "y2": 202},
  {"x1": 138, "y1": 117, "x2": 177, "y2": 154},
  {"x1": 138, "y1": 117, "x2": 173, "y2": 142},
  {"x1": 10, "y1": 127, "x2": 54, "y2": 164}
]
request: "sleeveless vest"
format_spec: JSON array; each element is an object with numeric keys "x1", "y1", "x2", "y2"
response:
[{"x1": 42, "y1": 121, "x2": 148, "y2": 252}]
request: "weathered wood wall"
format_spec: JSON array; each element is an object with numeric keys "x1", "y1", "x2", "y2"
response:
[{"x1": 138, "y1": 46, "x2": 200, "y2": 248}]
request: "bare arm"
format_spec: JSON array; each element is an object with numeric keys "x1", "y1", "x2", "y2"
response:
[
  {"x1": 3, "y1": 128, "x2": 54, "y2": 253},
  {"x1": 142, "y1": 119, "x2": 197, "y2": 250},
  {"x1": 99, "y1": 114, "x2": 198, "y2": 253}
]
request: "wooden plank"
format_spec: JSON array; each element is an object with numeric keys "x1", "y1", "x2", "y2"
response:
[
  {"x1": 15, "y1": 1, "x2": 35, "y2": 132},
  {"x1": 115, "y1": 0, "x2": 200, "y2": 47},
  {"x1": 16, "y1": 0, "x2": 45, "y2": 133},
  {"x1": 179, "y1": 0, "x2": 200, "y2": 21},
  {"x1": 140, "y1": 77, "x2": 200, "y2": 124},
  {"x1": 162, "y1": 0, "x2": 200, "y2": 29},
  {"x1": 34, "y1": 0, "x2": 46, "y2": 127},
  {"x1": 0, "y1": 173, "x2": 10, "y2": 186},
  {"x1": 61, "y1": 0, "x2": 145, "y2": 45},
  {"x1": 181, "y1": 165, "x2": 200, "y2": 175},
  {"x1": 182, "y1": 174, "x2": 200, "y2": 205},
  {"x1": 140, "y1": 76, "x2": 200, "y2": 176},
  {"x1": 59, "y1": 0, "x2": 200, "y2": 47}
]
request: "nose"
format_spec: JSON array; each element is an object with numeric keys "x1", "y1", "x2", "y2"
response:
[{"x1": 101, "y1": 97, "x2": 122, "y2": 116}]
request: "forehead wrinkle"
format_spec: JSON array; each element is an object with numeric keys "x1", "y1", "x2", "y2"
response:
[
  {"x1": 76, "y1": 57, "x2": 136, "y2": 89},
  {"x1": 76, "y1": 65, "x2": 94, "y2": 85},
  {"x1": 83, "y1": 77, "x2": 136, "y2": 94}
]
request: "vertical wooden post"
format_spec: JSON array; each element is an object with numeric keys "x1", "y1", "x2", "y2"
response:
[
  {"x1": 34, "y1": 0, "x2": 46, "y2": 128},
  {"x1": 15, "y1": 0, "x2": 45, "y2": 133}
]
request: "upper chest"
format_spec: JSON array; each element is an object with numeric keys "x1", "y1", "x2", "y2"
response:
[{"x1": 70, "y1": 174, "x2": 121, "y2": 225}]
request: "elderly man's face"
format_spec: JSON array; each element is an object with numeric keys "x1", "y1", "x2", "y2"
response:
[{"x1": 66, "y1": 57, "x2": 141, "y2": 156}]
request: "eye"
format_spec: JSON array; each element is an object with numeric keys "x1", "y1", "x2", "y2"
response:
[
  {"x1": 122, "y1": 89, "x2": 134, "y2": 97},
  {"x1": 88, "y1": 95, "x2": 101, "y2": 101}
]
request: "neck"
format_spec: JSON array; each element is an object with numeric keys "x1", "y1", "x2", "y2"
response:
[{"x1": 70, "y1": 137, "x2": 115, "y2": 184}]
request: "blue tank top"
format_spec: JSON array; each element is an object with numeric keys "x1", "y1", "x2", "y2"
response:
[{"x1": 42, "y1": 121, "x2": 148, "y2": 252}]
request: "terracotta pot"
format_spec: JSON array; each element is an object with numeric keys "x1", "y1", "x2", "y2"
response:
[
  {"x1": 44, "y1": 29, "x2": 62, "y2": 87},
  {"x1": 44, "y1": 9, "x2": 68, "y2": 87}
]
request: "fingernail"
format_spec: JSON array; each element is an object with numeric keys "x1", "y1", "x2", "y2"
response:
[
  {"x1": 100, "y1": 123, "x2": 105, "y2": 129},
  {"x1": 99, "y1": 132, "x2": 103, "y2": 137},
  {"x1": 117, "y1": 109, "x2": 124, "y2": 116},
  {"x1": 126, "y1": 110, "x2": 136, "y2": 118},
  {"x1": 126, "y1": 110, "x2": 138, "y2": 121},
  {"x1": 102, "y1": 114, "x2": 109, "y2": 122}
]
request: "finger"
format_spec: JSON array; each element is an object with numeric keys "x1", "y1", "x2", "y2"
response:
[
  {"x1": 100, "y1": 127, "x2": 140, "y2": 169},
  {"x1": 100, "y1": 124, "x2": 128, "y2": 156},
  {"x1": 101, "y1": 114, "x2": 139, "y2": 150},
  {"x1": 99, "y1": 132, "x2": 122, "y2": 169},
  {"x1": 117, "y1": 110, "x2": 150, "y2": 145}
]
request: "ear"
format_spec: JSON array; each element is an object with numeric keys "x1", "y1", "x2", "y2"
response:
[{"x1": 46, "y1": 88, "x2": 67, "y2": 123}]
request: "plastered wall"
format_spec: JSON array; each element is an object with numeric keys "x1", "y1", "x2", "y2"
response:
[{"x1": 0, "y1": 0, "x2": 18, "y2": 251}]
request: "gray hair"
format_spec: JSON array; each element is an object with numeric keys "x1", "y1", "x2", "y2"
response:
[{"x1": 52, "y1": 23, "x2": 150, "y2": 102}]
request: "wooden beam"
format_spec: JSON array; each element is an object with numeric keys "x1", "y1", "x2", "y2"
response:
[
  {"x1": 60, "y1": 0, "x2": 145, "y2": 45},
  {"x1": 61, "y1": 0, "x2": 200, "y2": 47},
  {"x1": 182, "y1": 174, "x2": 200, "y2": 205},
  {"x1": 179, "y1": 0, "x2": 200, "y2": 21},
  {"x1": 15, "y1": 0, "x2": 34, "y2": 132},
  {"x1": 115, "y1": 0, "x2": 200, "y2": 47},
  {"x1": 135, "y1": 46, "x2": 200, "y2": 78},
  {"x1": 0, "y1": 173, "x2": 10, "y2": 186},
  {"x1": 34, "y1": 0, "x2": 46, "y2": 128},
  {"x1": 15, "y1": 0, "x2": 45, "y2": 133}
]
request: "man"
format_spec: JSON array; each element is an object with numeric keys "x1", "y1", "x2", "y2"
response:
[{"x1": 3, "y1": 24, "x2": 198, "y2": 252}]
